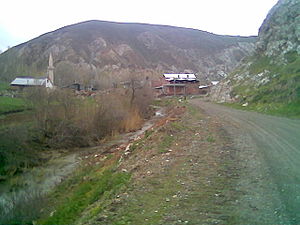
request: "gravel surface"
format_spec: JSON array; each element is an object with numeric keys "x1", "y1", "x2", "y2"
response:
[{"x1": 191, "y1": 99, "x2": 300, "y2": 225}]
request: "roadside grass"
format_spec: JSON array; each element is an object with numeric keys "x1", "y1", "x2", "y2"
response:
[
  {"x1": 229, "y1": 52, "x2": 300, "y2": 118},
  {"x1": 0, "y1": 96, "x2": 30, "y2": 114},
  {"x1": 222, "y1": 101, "x2": 300, "y2": 118},
  {"x1": 158, "y1": 134, "x2": 175, "y2": 153},
  {"x1": 186, "y1": 103, "x2": 203, "y2": 120},
  {"x1": 38, "y1": 165, "x2": 131, "y2": 225},
  {"x1": 153, "y1": 97, "x2": 186, "y2": 107},
  {"x1": 105, "y1": 174, "x2": 183, "y2": 225},
  {"x1": 170, "y1": 120, "x2": 188, "y2": 131},
  {"x1": 206, "y1": 135, "x2": 216, "y2": 143}
]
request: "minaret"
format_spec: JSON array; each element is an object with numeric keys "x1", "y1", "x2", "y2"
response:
[{"x1": 47, "y1": 53, "x2": 54, "y2": 85}]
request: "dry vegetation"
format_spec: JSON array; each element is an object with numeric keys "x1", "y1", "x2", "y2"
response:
[
  {"x1": 0, "y1": 83, "x2": 154, "y2": 224},
  {"x1": 0, "y1": 84, "x2": 153, "y2": 180},
  {"x1": 25, "y1": 86, "x2": 153, "y2": 148}
]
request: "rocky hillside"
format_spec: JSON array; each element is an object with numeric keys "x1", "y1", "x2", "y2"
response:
[
  {"x1": 211, "y1": 0, "x2": 300, "y2": 116},
  {"x1": 0, "y1": 21, "x2": 256, "y2": 87}
]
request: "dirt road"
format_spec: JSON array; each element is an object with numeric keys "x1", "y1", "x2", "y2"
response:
[{"x1": 190, "y1": 100, "x2": 300, "y2": 225}]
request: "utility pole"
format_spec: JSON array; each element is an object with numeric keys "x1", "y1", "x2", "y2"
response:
[{"x1": 173, "y1": 77, "x2": 176, "y2": 96}]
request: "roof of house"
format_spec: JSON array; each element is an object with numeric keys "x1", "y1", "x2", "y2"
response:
[
  {"x1": 163, "y1": 74, "x2": 197, "y2": 81},
  {"x1": 11, "y1": 77, "x2": 48, "y2": 86},
  {"x1": 199, "y1": 85, "x2": 209, "y2": 89},
  {"x1": 211, "y1": 81, "x2": 219, "y2": 85}
]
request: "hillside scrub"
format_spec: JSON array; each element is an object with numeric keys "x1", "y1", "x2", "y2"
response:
[{"x1": 231, "y1": 52, "x2": 300, "y2": 117}]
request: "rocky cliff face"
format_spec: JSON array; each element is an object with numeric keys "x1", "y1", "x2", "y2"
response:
[
  {"x1": 257, "y1": 0, "x2": 300, "y2": 59},
  {"x1": 0, "y1": 21, "x2": 256, "y2": 87},
  {"x1": 211, "y1": 0, "x2": 300, "y2": 108}
]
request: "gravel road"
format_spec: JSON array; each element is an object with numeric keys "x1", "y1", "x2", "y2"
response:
[{"x1": 190, "y1": 100, "x2": 300, "y2": 225}]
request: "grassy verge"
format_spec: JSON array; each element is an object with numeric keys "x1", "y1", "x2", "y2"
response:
[
  {"x1": 222, "y1": 101, "x2": 300, "y2": 118},
  {"x1": 38, "y1": 164, "x2": 130, "y2": 225},
  {"x1": 229, "y1": 51, "x2": 300, "y2": 118}
]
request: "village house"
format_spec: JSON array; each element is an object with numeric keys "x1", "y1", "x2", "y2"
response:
[
  {"x1": 154, "y1": 73, "x2": 200, "y2": 96},
  {"x1": 198, "y1": 81, "x2": 220, "y2": 94},
  {"x1": 10, "y1": 76, "x2": 54, "y2": 89},
  {"x1": 153, "y1": 74, "x2": 220, "y2": 96},
  {"x1": 10, "y1": 53, "x2": 55, "y2": 89}
]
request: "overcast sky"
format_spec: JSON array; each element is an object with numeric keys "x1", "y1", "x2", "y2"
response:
[{"x1": 0, "y1": 0, "x2": 278, "y2": 52}]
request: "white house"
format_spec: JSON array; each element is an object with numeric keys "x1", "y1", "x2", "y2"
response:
[
  {"x1": 10, "y1": 53, "x2": 55, "y2": 89},
  {"x1": 163, "y1": 74, "x2": 198, "y2": 82},
  {"x1": 10, "y1": 76, "x2": 54, "y2": 88}
]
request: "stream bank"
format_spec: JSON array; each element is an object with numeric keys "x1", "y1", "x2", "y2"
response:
[{"x1": 0, "y1": 106, "x2": 166, "y2": 224}]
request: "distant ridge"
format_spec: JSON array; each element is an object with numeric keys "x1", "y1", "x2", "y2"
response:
[{"x1": 0, "y1": 20, "x2": 256, "y2": 87}]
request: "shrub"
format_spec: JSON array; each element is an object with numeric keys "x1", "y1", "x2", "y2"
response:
[
  {"x1": 0, "y1": 126, "x2": 38, "y2": 179},
  {"x1": 24, "y1": 87, "x2": 153, "y2": 148}
]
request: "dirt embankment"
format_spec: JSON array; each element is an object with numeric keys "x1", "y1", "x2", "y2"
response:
[
  {"x1": 81, "y1": 99, "x2": 300, "y2": 225},
  {"x1": 75, "y1": 101, "x2": 243, "y2": 225}
]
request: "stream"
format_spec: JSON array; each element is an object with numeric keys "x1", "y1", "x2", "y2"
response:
[{"x1": 0, "y1": 107, "x2": 166, "y2": 222}]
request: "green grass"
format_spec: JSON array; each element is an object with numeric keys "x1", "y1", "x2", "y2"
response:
[
  {"x1": 230, "y1": 52, "x2": 300, "y2": 118},
  {"x1": 158, "y1": 135, "x2": 175, "y2": 153},
  {"x1": 106, "y1": 175, "x2": 183, "y2": 225},
  {"x1": 170, "y1": 120, "x2": 188, "y2": 131},
  {"x1": 0, "y1": 124, "x2": 39, "y2": 180},
  {"x1": 39, "y1": 167, "x2": 130, "y2": 225},
  {"x1": 0, "y1": 82, "x2": 10, "y2": 91},
  {"x1": 206, "y1": 135, "x2": 216, "y2": 143},
  {"x1": 0, "y1": 97, "x2": 30, "y2": 114},
  {"x1": 225, "y1": 101, "x2": 300, "y2": 118}
]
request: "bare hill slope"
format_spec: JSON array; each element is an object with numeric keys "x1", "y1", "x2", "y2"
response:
[{"x1": 0, "y1": 20, "x2": 256, "y2": 86}]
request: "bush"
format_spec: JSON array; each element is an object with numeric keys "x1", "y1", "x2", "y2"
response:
[
  {"x1": 0, "y1": 126, "x2": 38, "y2": 179},
  {"x1": 24, "y1": 87, "x2": 152, "y2": 148}
]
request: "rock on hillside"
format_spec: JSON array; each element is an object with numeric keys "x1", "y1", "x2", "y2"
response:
[
  {"x1": 211, "y1": 0, "x2": 300, "y2": 108},
  {"x1": 0, "y1": 21, "x2": 256, "y2": 87},
  {"x1": 257, "y1": 0, "x2": 300, "y2": 59}
]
